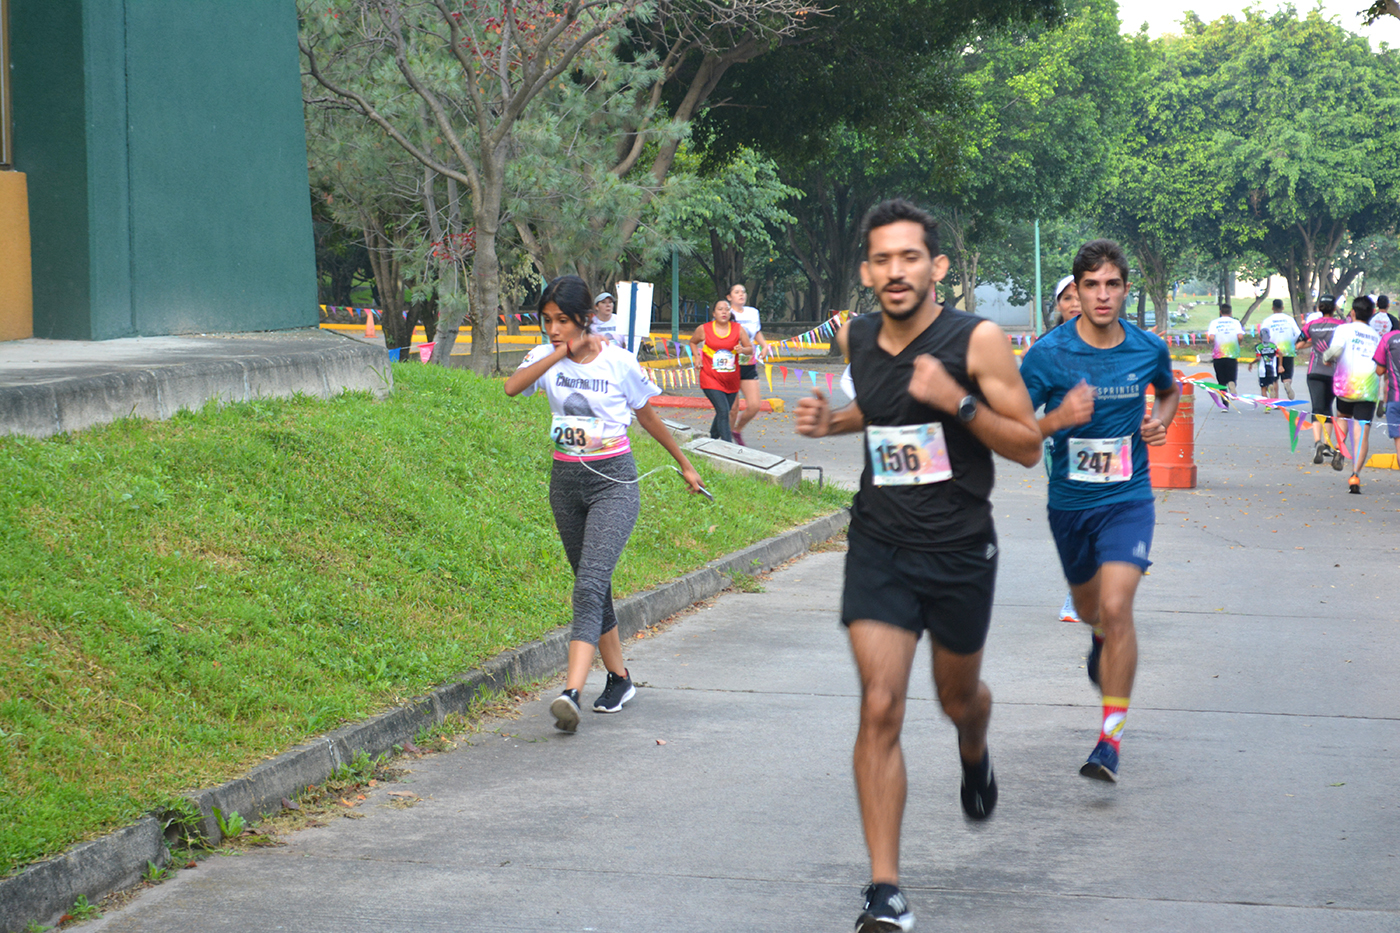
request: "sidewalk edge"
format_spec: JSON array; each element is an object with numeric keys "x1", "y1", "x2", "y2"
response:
[{"x1": 0, "y1": 509, "x2": 849, "y2": 933}]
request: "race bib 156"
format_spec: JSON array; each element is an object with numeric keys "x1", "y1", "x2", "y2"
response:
[
  {"x1": 1068, "y1": 435, "x2": 1133, "y2": 483},
  {"x1": 866, "y1": 423, "x2": 953, "y2": 486}
]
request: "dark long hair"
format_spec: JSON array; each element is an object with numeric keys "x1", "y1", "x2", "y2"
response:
[{"x1": 539, "y1": 275, "x2": 594, "y2": 333}]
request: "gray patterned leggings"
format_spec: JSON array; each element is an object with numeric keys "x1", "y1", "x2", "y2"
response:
[{"x1": 549, "y1": 453, "x2": 640, "y2": 645}]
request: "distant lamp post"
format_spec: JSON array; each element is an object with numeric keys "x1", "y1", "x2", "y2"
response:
[{"x1": 1033, "y1": 219, "x2": 1042, "y2": 335}]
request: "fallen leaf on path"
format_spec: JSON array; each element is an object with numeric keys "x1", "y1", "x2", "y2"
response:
[
  {"x1": 281, "y1": 797, "x2": 300, "y2": 811},
  {"x1": 656, "y1": 739, "x2": 667, "y2": 745}
]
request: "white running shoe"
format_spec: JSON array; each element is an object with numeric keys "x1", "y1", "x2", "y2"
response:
[{"x1": 1059, "y1": 592, "x2": 1081, "y2": 624}]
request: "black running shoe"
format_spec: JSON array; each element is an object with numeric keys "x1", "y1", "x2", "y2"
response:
[
  {"x1": 1080, "y1": 739, "x2": 1119, "y2": 783},
  {"x1": 960, "y1": 750, "x2": 997, "y2": 821},
  {"x1": 1087, "y1": 633, "x2": 1104, "y2": 688},
  {"x1": 592, "y1": 669, "x2": 636, "y2": 713},
  {"x1": 1332, "y1": 446, "x2": 1346, "y2": 471},
  {"x1": 550, "y1": 689, "x2": 580, "y2": 733},
  {"x1": 1313, "y1": 441, "x2": 1327, "y2": 464},
  {"x1": 856, "y1": 882, "x2": 914, "y2": 933}
]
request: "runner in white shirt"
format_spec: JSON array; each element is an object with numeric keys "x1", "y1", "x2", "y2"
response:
[
  {"x1": 1206, "y1": 303, "x2": 1245, "y2": 395},
  {"x1": 725, "y1": 284, "x2": 772, "y2": 446},
  {"x1": 590, "y1": 291, "x2": 621, "y2": 346},
  {"x1": 506, "y1": 275, "x2": 704, "y2": 732},
  {"x1": 1322, "y1": 296, "x2": 1383, "y2": 494},
  {"x1": 1259, "y1": 299, "x2": 1304, "y2": 400}
]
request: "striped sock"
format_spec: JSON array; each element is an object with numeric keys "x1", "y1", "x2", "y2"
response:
[{"x1": 1100, "y1": 697, "x2": 1130, "y2": 752}]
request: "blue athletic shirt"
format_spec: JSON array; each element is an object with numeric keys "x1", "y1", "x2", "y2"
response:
[{"x1": 1020, "y1": 318, "x2": 1175, "y2": 511}]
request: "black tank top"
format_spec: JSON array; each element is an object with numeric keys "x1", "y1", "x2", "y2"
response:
[{"x1": 847, "y1": 306, "x2": 995, "y2": 552}]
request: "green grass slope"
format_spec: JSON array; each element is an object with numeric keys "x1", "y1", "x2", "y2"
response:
[{"x1": 0, "y1": 364, "x2": 847, "y2": 875}]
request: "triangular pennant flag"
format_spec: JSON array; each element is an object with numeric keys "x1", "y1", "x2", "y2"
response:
[
  {"x1": 765, "y1": 364, "x2": 773, "y2": 392},
  {"x1": 781, "y1": 365, "x2": 789, "y2": 382},
  {"x1": 825, "y1": 372, "x2": 834, "y2": 395},
  {"x1": 1336, "y1": 419, "x2": 1354, "y2": 460},
  {"x1": 1286, "y1": 411, "x2": 1300, "y2": 452}
]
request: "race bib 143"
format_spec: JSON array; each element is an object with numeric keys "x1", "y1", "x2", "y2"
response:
[{"x1": 866, "y1": 423, "x2": 953, "y2": 486}]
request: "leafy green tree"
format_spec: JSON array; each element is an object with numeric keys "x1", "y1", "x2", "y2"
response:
[
  {"x1": 917, "y1": 0, "x2": 1136, "y2": 313},
  {"x1": 306, "y1": 106, "x2": 442, "y2": 354},
  {"x1": 1180, "y1": 7, "x2": 1400, "y2": 316},
  {"x1": 301, "y1": 0, "x2": 652, "y2": 372},
  {"x1": 655, "y1": 146, "x2": 799, "y2": 300}
]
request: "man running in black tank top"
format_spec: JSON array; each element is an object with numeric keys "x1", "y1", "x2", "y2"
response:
[{"x1": 797, "y1": 200, "x2": 1042, "y2": 933}]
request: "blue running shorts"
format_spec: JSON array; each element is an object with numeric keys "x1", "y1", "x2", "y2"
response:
[{"x1": 1047, "y1": 498, "x2": 1155, "y2": 586}]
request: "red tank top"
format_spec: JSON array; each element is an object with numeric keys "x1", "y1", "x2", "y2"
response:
[{"x1": 699, "y1": 322, "x2": 742, "y2": 393}]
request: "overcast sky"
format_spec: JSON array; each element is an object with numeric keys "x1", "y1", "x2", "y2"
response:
[{"x1": 1115, "y1": 0, "x2": 1400, "y2": 45}]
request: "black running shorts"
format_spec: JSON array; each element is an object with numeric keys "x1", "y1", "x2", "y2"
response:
[
  {"x1": 1335, "y1": 398, "x2": 1377, "y2": 422},
  {"x1": 841, "y1": 525, "x2": 997, "y2": 655},
  {"x1": 1307, "y1": 374, "x2": 1335, "y2": 418},
  {"x1": 738, "y1": 363, "x2": 758, "y2": 382},
  {"x1": 1212, "y1": 358, "x2": 1239, "y2": 386}
]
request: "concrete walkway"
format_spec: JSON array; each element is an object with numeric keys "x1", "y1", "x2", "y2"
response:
[{"x1": 85, "y1": 368, "x2": 1399, "y2": 932}]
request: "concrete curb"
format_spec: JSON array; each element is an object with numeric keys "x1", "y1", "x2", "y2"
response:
[
  {"x1": 0, "y1": 510, "x2": 849, "y2": 933},
  {"x1": 0, "y1": 333, "x2": 392, "y2": 439}
]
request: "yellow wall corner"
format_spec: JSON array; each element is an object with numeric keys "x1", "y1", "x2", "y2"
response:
[{"x1": 0, "y1": 170, "x2": 33, "y2": 341}]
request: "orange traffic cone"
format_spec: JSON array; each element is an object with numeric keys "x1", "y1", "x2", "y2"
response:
[{"x1": 1146, "y1": 375, "x2": 1196, "y2": 489}]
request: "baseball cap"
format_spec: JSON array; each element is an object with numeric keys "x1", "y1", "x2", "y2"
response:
[
  {"x1": 1054, "y1": 275, "x2": 1076, "y2": 300},
  {"x1": 594, "y1": 292, "x2": 613, "y2": 304}
]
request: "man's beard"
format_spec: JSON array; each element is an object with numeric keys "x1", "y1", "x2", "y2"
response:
[{"x1": 879, "y1": 281, "x2": 930, "y2": 320}]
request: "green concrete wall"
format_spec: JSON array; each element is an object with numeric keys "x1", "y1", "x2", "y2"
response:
[{"x1": 10, "y1": 0, "x2": 316, "y2": 339}]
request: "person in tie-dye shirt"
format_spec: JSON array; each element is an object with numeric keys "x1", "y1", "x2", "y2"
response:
[
  {"x1": 1322, "y1": 296, "x2": 1382, "y2": 494},
  {"x1": 1206, "y1": 303, "x2": 1245, "y2": 394},
  {"x1": 1373, "y1": 320, "x2": 1400, "y2": 466},
  {"x1": 1259, "y1": 299, "x2": 1303, "y2": 399},
  {"x1": 1298, "y1": 295, "x2": 1345, "y2": 467}
]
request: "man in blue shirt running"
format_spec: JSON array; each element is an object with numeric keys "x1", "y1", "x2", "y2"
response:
[{"x1": 1019, "y1": 239, "x2": 1179, "y2": 783}]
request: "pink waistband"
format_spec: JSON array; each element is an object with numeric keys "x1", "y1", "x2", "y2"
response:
[{"x1": 552, "y1": 436, "x2": 632, "y2": 463}]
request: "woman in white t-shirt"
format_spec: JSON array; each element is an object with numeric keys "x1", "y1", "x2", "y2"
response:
[
  {"x1": 505, "y1": 275, "x2": 704, "y2": 733},
  {"x1": 725, "y1": 284, "x2": 771, "y2": 446}
]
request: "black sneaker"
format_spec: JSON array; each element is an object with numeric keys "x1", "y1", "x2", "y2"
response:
[
  {"x1": 550, "y1": 689, "x2": 580, "y2": 733},
  {"x1": 960, "y1": 749, "x2": 997, "y2": 821},
  {"x1": 1313, "y1": 441, "x2": 1327, "y2": 464},
  {"x1": 592, "y1": 669, "x2": 636, "y2": 713},
  {"x1": 856, "y1": 882, "x2": 914, "y2": 933},
  {"x1": 1332, "y1": 446, "x2": 1346, "y2": 471},
  {"x1": 1087, "y1": 633, "x2": 1104, "y2": 688}
]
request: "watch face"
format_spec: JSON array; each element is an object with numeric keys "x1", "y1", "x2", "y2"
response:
[{"x1": 958, "y1": 396, "x2": 976, "y2": 421}]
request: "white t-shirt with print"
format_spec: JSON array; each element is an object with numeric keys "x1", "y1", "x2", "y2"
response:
[
  {"x1": 517, "y1": 343, "x2": 660, "y2": 442},
  {"x1": 591, "y1": 315, "x2": 623, "y2": 346},
  {"x1": 1259, "y1": 312, "x2": 1302, "y2": 357},
  {"x1": 731, "y1": 304, "x2": 762, "y2": 364},
  {"x1": 1207, "y1": 316, "x2": 1245, "y2": 359}
]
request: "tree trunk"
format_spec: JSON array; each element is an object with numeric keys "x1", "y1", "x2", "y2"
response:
[
  {"x1": 1237, "y1": 292, "x2": 1269, "y2": 326},
  {"x1": 363, "y1": 217, "x2": 412, "y2": 352},
  {"x1": 466, "y1": 147, "x2": 507, "y2": 375}
]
